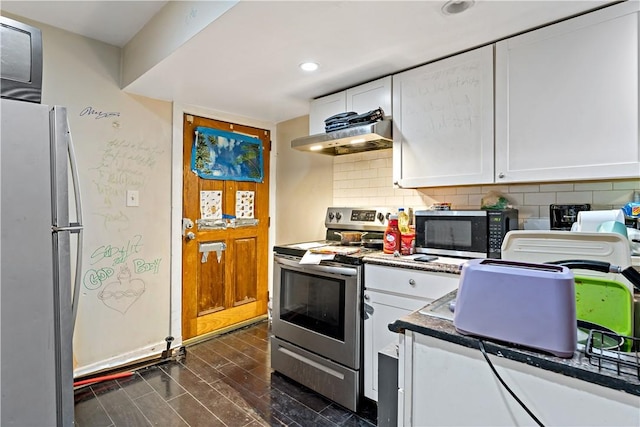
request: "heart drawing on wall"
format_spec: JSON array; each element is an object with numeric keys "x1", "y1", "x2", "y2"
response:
[{"x1": 98, "y1": 265, "x2": 146, "y2": 314}]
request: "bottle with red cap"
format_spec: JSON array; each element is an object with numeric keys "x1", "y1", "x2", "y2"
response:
[{"x1": 383, "y1": 214, "x2": 401, "y2": 254}]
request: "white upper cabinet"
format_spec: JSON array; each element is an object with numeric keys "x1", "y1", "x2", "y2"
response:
[
  {"x1": 308, "y1": 76, "x2": 392, "y2": 135},
  {"x1": 309, "y1": 92, "x2": 346, "y2": 135},
  {"x1": 495, "y1": 1, "x2": 640, "y2": 183},
  {"x1": 346, "y1": 76, "x2": 392, "y2": 117},
  {"x1": 392, "y1": 45, "x2": 495, "y2": 188}
]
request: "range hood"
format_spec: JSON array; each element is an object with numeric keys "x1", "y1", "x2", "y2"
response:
[{"x1": 291, "y1": 120, "x2": 392, "y2": 156}]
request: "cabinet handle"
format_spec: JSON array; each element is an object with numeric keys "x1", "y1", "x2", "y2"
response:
[
  {"x1": 364, "y1": 294, "x2": 370, "y2": 301},
  {"x1": 498, "y1": 172, "x2": 505, "y2": 179},
  {"x1": 409, "y1": 279, "x2": 416, "y2": 286}
]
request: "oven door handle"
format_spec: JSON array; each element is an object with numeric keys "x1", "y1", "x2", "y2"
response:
[{"x1": 275, "y1": 255, "x2": 358, "y2": 276}]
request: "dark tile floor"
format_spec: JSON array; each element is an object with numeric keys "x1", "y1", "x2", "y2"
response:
[{"x1": 74, "y1": 320, "x2": 377, "y2": 426}]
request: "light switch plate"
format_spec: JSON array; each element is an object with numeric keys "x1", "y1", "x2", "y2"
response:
[{"x1": 126, "y1": 190, "x2": 139, "y2": 207}]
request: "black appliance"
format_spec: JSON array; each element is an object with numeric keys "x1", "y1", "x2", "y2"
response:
[
  {"x1": 414, "y1": 209, "x2": 518, "y2": 259},
  {"x1": 550, "y1": 204, "x2": 591, "y2": 230}
]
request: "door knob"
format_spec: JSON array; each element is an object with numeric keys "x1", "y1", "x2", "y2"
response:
[
  {"x1": 182, "y1": 218, "x2": 194, "y2": 236},
  {"x1": 185, "y1": 231, "x2": 195, "y2": 241}
]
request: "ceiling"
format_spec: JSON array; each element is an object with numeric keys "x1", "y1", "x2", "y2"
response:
[{"x1": 1, "y1": 0, "x2": 616, "y2": 124}]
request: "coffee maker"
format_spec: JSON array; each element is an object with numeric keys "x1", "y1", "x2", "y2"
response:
[{"x1": 549, "y1": 204, "x2": 591, "y2": 230}]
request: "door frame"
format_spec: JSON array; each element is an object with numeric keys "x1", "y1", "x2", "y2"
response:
[{"x1": 170, "y1": 102, "x2": 277, "y2": 347}]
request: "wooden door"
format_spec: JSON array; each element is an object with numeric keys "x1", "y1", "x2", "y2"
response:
[{"x1": 182, "y1": 114, "x2": 270, "y2": 340}]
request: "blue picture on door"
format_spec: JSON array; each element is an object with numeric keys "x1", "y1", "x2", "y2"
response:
[{"x1": 192, "y1": 126, "x2": 263, "y2": 182}]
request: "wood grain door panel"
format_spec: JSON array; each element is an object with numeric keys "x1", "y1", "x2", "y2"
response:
[{"x1": 232, "y1": 237, "x2": 257, "y2": 306}]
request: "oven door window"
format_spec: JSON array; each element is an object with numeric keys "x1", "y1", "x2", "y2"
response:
[{"x1": 279, "y1": 269, "x2": 345, "y2": 341}]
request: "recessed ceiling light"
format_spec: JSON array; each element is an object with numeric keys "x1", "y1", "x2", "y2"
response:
[
  {"x1": 300, "y1": 62, "x2": 319, "y2": 72},
  {"x1": 441, "y1": 0, "x2": 475, "y2": 15}
]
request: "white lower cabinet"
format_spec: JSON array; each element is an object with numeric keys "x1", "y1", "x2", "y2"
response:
[
  {"x1": 399, "y1": 331, "x2": 640, "y2": 427},
  {"x1": 363, "y1": 264, "x2": 458, "y2": 402}
]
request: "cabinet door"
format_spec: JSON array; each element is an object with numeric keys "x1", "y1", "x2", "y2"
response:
[
  {"x1": 363, "y1": 291, "x2": 424, "y2": 402},
  {"x1": 392, "y1": 45, "x2": 494, "y2": 188},
  {"x1": 404, "y1": 332, "x2": 640, "y2": 426},
  {"x1": 309, "y1": 92, "x2": 346, "y2": 135},
  {"x1": 346, "y1": 76, "x2": 392, "y2": 117},
  {"x1": 309, "y1": 77, "x2": 392, "y2": 136},
  {"x1": 495, "y1": 1, "x2": 640, "y2": 183},
  {"x1": 363, "y1": 264, "x2": 459, "y2": 402}
]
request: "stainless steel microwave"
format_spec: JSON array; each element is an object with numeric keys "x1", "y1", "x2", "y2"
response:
[
  {"x1": 414, "y1": 209, "x2": 518, "y2": 259},
  {"x1": 0, "y1": 16, "x2": 43, "y2": 103}
]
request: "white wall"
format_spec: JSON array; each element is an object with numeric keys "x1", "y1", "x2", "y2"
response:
[
  {"x1": 275, "y1": 116, "x2": 333, "y2": 245},
  {"x1": 3, "y1": 12, "x2": 175, "y2": 376},
  {"x1": 2, "y1": 10, "x2": 292, "y2": 376},
  {"x1": 333, "y1": 149, "x2": 640, "y2": 228}
]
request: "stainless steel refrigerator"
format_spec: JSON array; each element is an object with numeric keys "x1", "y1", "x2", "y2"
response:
[{"x1": 1, "y1": 98, "x2": 83, "y2": 426}]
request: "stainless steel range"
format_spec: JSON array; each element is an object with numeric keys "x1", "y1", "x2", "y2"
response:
[{"x1": 271, "y1": 207, "x2": 391, "y2": 411}]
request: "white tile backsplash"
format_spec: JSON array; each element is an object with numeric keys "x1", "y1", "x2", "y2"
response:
[
  {"x1": 555, "y1": 191, "x2": 593, "y2": 204},
  {"x1": 593, "y1": 190, "x2": 636, "y2": 206},
  {"x1": 370, "y1": 158, "x2": 387, "y2": 169},
  {"x1": 613, "y1": 180, "x2": 640, "y2": 190},
  {"x1": 523, "y1": 192, "x2": 557, "y2": 206},
  {"x1": 332, "y1": 149, "x2": 640, "y2": 228},
  {"x1": 507, "y1": 184, "x2": 540, "y2": 193},
  {"x1": 539, "y1": 183, "x2": 574, "y2": 192},
  {"x1": 505, "y1": 193, "x2": 524, "y2": 206},
  {"x1": 456, "y1": 186, "x2": 483, "y2": 195},
  {"x1": 574, "y1": 182, "x2": 613, "y2": 191}
]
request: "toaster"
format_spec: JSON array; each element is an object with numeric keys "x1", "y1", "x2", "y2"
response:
[{"x1": 454, "y1": 259, "x2": 577, "y2": 358}]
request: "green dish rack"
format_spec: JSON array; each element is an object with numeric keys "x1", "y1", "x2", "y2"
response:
[{"x1": 575, "y1": 275, "x2": 634, "y2": 338}]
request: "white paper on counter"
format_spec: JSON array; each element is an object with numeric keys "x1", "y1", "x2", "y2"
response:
[
  {"x1": 299, "y1": 251, "x2": 335, "y2": 264},
  {"x1": 292, "y1": 242, "x2": 329, "y2": 250}
]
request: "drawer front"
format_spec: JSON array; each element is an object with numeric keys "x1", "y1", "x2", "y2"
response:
[
  {"x1": 271, "y1": 336, "x2": 359, "y2": 411},
  {"x1": 364, "y1": 264, "x2": 459, "y2": 300}
]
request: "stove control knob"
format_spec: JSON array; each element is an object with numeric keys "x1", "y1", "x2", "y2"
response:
[
  {"x1": 328, "y1": 212, "x2": 335, "y2": 221},
  {"x1": 385, "y1": 212, "x2": 391, "y2": 220},
  {"x1": 377, "y1": 212, "x2": 385, "y2": 223},
  {"x1": 335, "y1": 212, "x2": 342, "y2": 222}
]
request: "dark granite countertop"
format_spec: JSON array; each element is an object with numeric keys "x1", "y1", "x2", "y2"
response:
[
  {"x1": 362, "y1": 252, "x2": 465, "y2": 275},
  {"x1": 365, "y1": 253, "x2": 640, "y2": 276},
  {"x1": 389, "y1": 301, "x2": 640, "y2": 397}
]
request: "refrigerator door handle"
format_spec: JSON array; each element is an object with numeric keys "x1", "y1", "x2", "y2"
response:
[
  {"x1": 66, "y1": 113, "x2": 84, "y2": 330},
  {"x1": 52, "y1": 223, "x2": 83, "y2": 233}
]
